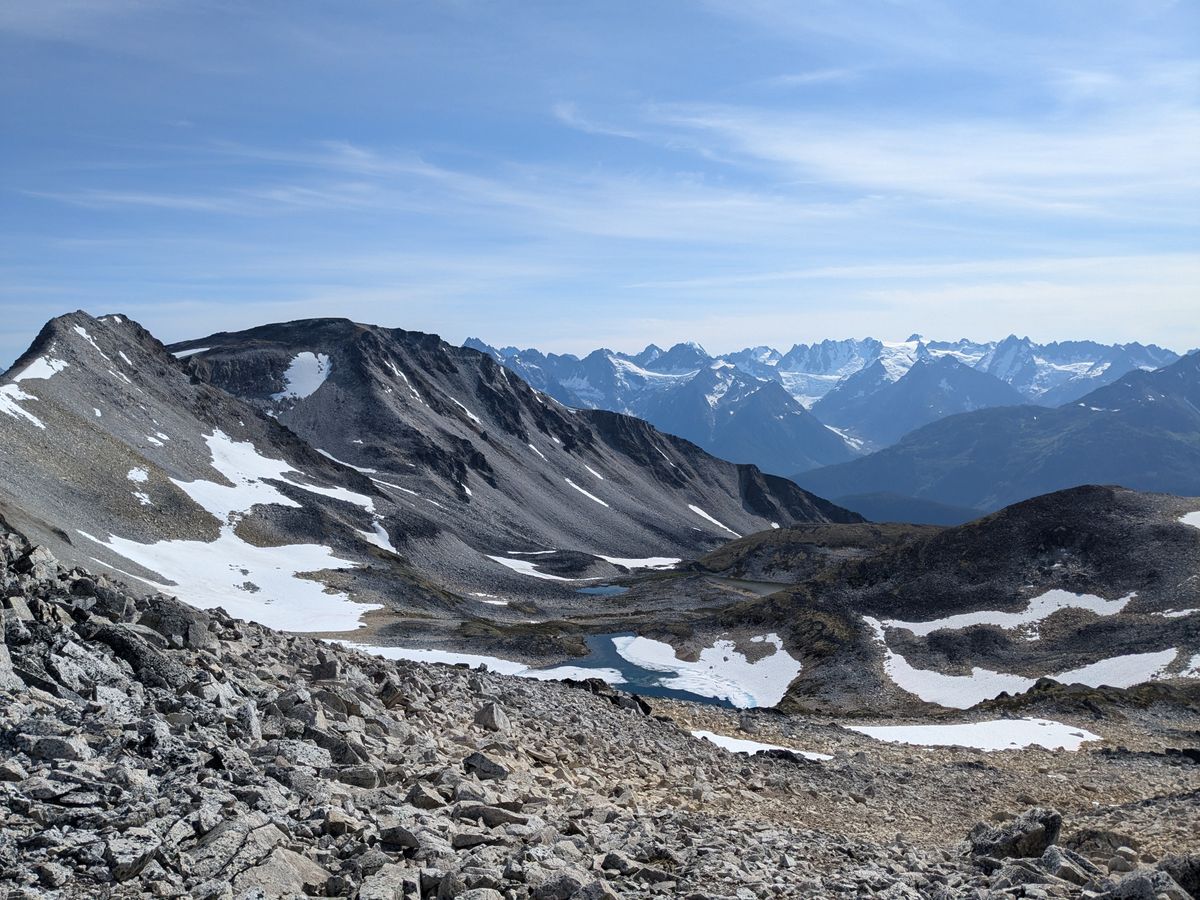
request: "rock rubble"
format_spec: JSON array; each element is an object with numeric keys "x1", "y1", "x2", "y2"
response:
[{"x1": 1, "y1": 528, "x2": 1197, "y2": 899}]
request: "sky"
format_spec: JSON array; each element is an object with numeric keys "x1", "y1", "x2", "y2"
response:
[{"x1": 1, "y1": 0, "x2": 1197, "y2": 365}]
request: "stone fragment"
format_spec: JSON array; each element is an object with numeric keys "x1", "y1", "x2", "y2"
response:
[
  {"x1": 463, "y1": 752, "x2": 509, "y2": 781},
  {"x1": 474, "y1": 701, "x2": 510, "y2": 733},
  {"x1": 968, "y1": 807, "x2": 1062, "y2": 859},
  {"x1": 105, "y1": 828, "x2": 161, "y2": 881}
]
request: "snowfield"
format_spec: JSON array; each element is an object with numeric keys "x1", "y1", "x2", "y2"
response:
[
  {"x1": 335, "y1": 641, "x2": 626, "y2": 686},
  {"x1": 846, "y1": 718, "x2": 1100, "y2": 752},
  {"x1": 271, "y1": 352, "x2": 331, "y2": 401},
  {"x1": 688, "y1": 504, "x2": 741, "y2": 537},
  {"x1": 612, "y1": 633, "x2": 801, "y2": 708},
  {"x1": 865, "y1": 616, "x2": 1188, "y2": 708},
  {"x1": 486, "y1": 554, "x2": 586, "y2": 582},
  {"x1": 691, "y1": 730, "x2": 832, "y2": 761},
  {"x1": 880, "y1": 589, "x2": 1135, "y2": 640},
  {"x1": 76, "y1": 430, "x2": 385, "y2": 632},
  {"x1": 595, "y1": 555, "x2": 680, "y2": 570}
]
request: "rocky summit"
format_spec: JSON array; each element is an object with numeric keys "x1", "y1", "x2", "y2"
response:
[{"x1": 3, "y1": 526, "x2": 1199, "y2": 899}]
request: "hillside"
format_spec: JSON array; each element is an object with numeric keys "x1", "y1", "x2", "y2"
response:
[
  {"x1": 2, "y1": 524, "x2": 1199, "y2": 898},
  {"x1": 0, "y1": 312, "x2": 856, "y2": 641}
]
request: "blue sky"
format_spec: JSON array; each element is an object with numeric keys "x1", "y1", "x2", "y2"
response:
[{"x1": 2, "y1": 0, "x2": 1197, "y2": 365}]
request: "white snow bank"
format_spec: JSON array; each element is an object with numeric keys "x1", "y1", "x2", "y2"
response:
[
  {"x1": 565, "y1": 478, "x2": 609, "y2": 507},
  {"x1": 72, "y1": 326, "x2": 110, "y2": 359},
  {"x1": 172, "y1": 347, "x2": 210, "y2": 359},
  {"x1": 688, "y1": 505, "x2": 741, "y2": 537},
  {"x1": 175, "y1": 430, "x2": 374, "y2": 519},
  {"x1": 1054, "y1": 649, "x2": 1180, "y2": 687},
  {"x1": 1181, "y1": 511, "x2": 1200, "y2": 530},
  {"x1": 584, "y1": 465, "x2": 605, "y2": 480},
  {"x1": 0, "y1": 384, "x2": 45, "y2": 428},
  {"x1": 864, "y1": 616, "x2": 1186, "y2": 709},
  {"x1": 881, "y1": 589, "x2": 1134, "y2": 640},
  {"x1": 528, "y1": 443, "x2": 548, "y2": 461},
  {"x1": 271, "y1": 352, "x2": 331, "y2": 401},
  {"x1": 612, "y1": 633, "x2": 801, "y2": 709},
  {"x1": 847, "y1": 718, "x2": 1101, "y2": 752},
  {"x1": 127, "y1": 468, "x2": 149, "y2": 483},
  {"x1": 316, "y1": 449, "x2": 377, "y2": 474},
  {"x1": 596, "y1": 555, "x2": 679, "y2": 570},
  {"x1": 76, "y1": 429, "x2": 384, "y2": 632},
  {"x1": 691, "y1": 730, "x2": 831, "y2": 761},
  {"x1": 450, "y1": 397, "x2": 482, "y2": 425},
  {"x1": 487, "y1": 554, "x2": 586, "y2": 582},
  {"x1": 358, "y1": 521, "x2": 397, "y2": 554},
  {"x1": 12, "y1": 355, "x2": 68, "y2": 382},
  {"x1": 81, "y1": 527, "x2": 374, "y2": 633},
  {"x1": 334, "y1": 641, "x2": 625, "y2": 685}
]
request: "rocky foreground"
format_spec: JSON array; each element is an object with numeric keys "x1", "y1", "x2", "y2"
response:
[{"x1": 1, "y1": 528, "x2": 1198, "y2": 899}]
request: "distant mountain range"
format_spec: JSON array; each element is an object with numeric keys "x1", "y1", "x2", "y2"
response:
[
  {"x1": 465, "y1": 335, "x2": 1179, "y2": 471},
  {"x1": 795, "y1": 350, "x2": 1200, "y2": 520}
]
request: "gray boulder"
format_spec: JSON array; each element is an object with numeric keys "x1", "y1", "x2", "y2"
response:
[{"x1": 969, "y1": 807, "x2": 1062, "y2": 859}]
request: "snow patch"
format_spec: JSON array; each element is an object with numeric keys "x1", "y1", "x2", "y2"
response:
[
  {"x1": 596, "y1": 555, "x2": 679, "y2": 570},
  {"x1": 565, "y1": 478, "x2": 609, "y2": 507},
  {"x1": 584, "y1": 465, "x2": 605, "y2": 480},
  {"x1": 127, "y1": 467, "x2": 149, "y2": 483},
  {"x1": 450, "y1": 397, "x2": 482, "y2": 425},
  {"x1": 12, "y1": 355, "x2": 68, "y2": 382},
  {"x1": 528, "y1": 443, "x2": 548, "y2": 461},
  {"x1": 358, "y1": 521, "x2": 397, "y2": 554},
  {"x1": 172, "y1": 347, "x2": 209, "y2": 359},
  {"x1": 691, "y1": 730, "x2": 831, "y2": 761},
  {"x1": 0, "y1": 385, "x2": 45, "y2": 428},
  {"x1": 688, "y1": 505, "x2": 741, "y2": 537},
  {"x1": 612, "y1": 632, "x2": 800, "y2": 708},
  {"x1": 316, "y1": 449, "x2": 377, "y2": 474},
  {"x1": 847, "y1": 718, "x2": 1100, "y2": 752},
  {"x1": 881, "y1": 590, "x2": 1134, "y2": 640},
  {"x1": 334, "y1": 641, "x2": 625, "y2": 686},
  {"x1": 865, "y1": 616, "x2": 1184, "y2": 708},
  {"x1": 72, "y1": 326, "x2": 111, "y2": 361},
  {"x1": 81, "y1": 528, "x2": 374, "y2": 633},
  {"x1": 272, "y1": 352, "x2": 331, "y2": 401},
  {"x1": 487, "y1": 555, "x2": 587, "y2": 582}
]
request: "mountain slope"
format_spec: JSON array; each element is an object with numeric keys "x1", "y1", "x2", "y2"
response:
[
  {"x1": 0, "y1": 311, "x2": 439, "y2": 634},
  {"x1": 171, "y1": 319, "x2": 860, "y2": 566},
  {"x1": 699, "y1": 485, "x2": 1200, "y2": 713},
  {"x1": 795, "y1": 352, "x2": 1200, "y2": 513},
  {"x1": 0, "y1": 312, "x2": 858, "y2": 639},
  {"x1": 812, "y1": 356, "x2": 1027, "y2": 449}
]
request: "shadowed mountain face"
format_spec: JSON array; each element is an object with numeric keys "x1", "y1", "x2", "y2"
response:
[
  {"x1": 795, "y1": 352, "x2": 1200, "y2": 514},
  {"x1": 812, "y1": 355, "x2": 1029, "y2": 450},
  {"x1": 174, "y1": 319, "x2": 858, "y2": 557},
  {"x1": 0, "y1": 312, "x2": 857, "y2": 637}
]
